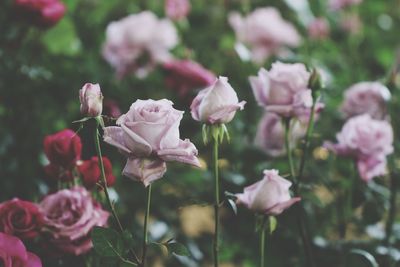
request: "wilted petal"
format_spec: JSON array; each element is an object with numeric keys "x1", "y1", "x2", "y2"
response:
[
  {"x1": 157, "y1": 139, "x2": 200, "y2": 167},
  {"x1": 123, "y1": 158, "x2": 167, "y2": 187},
  {"x1": 265, "y1": 197, "x2": 301, "y2": 215}
]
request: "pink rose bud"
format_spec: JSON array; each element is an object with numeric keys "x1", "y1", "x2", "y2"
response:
[
  {"x1": 104, "y1": 99, "x2": 200, "y2": 186},
  {"x1": 79, "y1": 83, "x2": 103, "y2": 117},
  {"x1": 228, "y1": 7, "x2": 301, "y2": 64},
  {"x1": 165, "y1": 0, "x2": 191, "y2": 21},
  {"x1": 40, "y1": 187, "x2": 109, "y2": 256},
  {"x1": 324, "y1": 114, "x2": 393, "y2": 181},
  {"x1": 0, "y1": 232, "x2": 42, "y2": 267},
  {"x1": 236, "y1": 169, "x2": 300, "y2": 215},
  {"x1": 190, "y1": 76, "x2": 246, "y2": 124},
  {"x1": 307, "y1": 17, "x2": 330, "y2": 40},
  {"x1": 340, "y1": 81, "x2": 390, "y2": 120},
  {"x1": 329, "y1": 0, "x2": 362, "y2": 11}
]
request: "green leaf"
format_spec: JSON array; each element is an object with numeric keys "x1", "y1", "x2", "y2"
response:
[
  {"x1": 346, "y1": 249, "x2": 379, "y2": 267},
  {"x1": 268, "y1": 216, "x2": 277, "y2": 234},
  {"x1": 91, "y1": 226, "x2": 124, "y2": 258},
  {"x1": 72, "y1": 117, "x2": 92, "y2": 124},
  {"x1": 122, "y1": 230, "x2": 135, "y2": 249},
  {"x1": 165, "y1": 241, "x2": 190, "y2": 257}
]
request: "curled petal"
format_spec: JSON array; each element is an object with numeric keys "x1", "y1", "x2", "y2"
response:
[
  {"x1": 157, "y1": 139, "x2": 200, "y2": 167},
  {"x1": 26, "y1": 252, "x2": 43, "y2": 267},
  {"x1": 103, "y1": 127, "x2": 131, "y2": 155},
  {"x1": 120, "y1": 124, "x2": 152, "y2": 157},
  {"x1": 265, "y1": 197, "x2": 301, "y2": 215},
  {"x1": 123, "y1": 158, "x2": 167, "y2": 187},
  {"x1": 208, "y1": 101, "x2": 247, "y2": 124}
]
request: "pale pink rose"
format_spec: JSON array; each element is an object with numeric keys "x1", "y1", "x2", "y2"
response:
[
  {"x1": 236, "y1": 169, "x2": 300, "y2": 215},
  {"x1": 0, "y1": 232, "x2": 42, "y2": 267},
  {"x1": 165, "y1": 0, "x2": 191, "y2": 21},
  {"x1": 307, "y1": 17, "x2": 330, "y2": 40},
  {"x1": 324, "y1": 114, "x2": 393, "y2": 181},
  {"x1": 229, "y1": 7, "x2": 301, "y2": 64},
  {"x1": 79, "y1": 83, "x2": 103, "y2": 117},
  {"x1": 255, "y1": 113, "x2": 306, "y2": 157},
  {"x1": 329, "y1": 0, "x2": 362, "y2": 10},
  {"x1": 340, "y1": 14, "x2": 362, "y2": 34},
  {"x1": 102, "y1": 11, "x2": 178, "y2": 78},
  {"x1": 249, "y1": 62, "x2": 323, "y2": 119},
  {"x1": 341, "y1": 82, "x2": 390, "y2": 120},
  {"x1": 40, "y1": 187, "x2": 109, "y2": 256},
  {"x1": 190, "y1": 76, "x2": 246, "y2": 124},
  {"x1": 104, "y1": 99, "x2": 200, "y2": 186}
]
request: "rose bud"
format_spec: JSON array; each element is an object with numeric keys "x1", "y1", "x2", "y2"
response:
[
  {"x1": 190, "y1": 76, "x2": 246, "y2": 124},
  {"x1": 0, "y1": 199, "x2": 44, "y2": 240},
  {"x1": 236, "y1": 169, "x2": 300, "y2": 215},
  {"x1": 79, "y1": 83, "x2": 103, "y2": 117},
  {"x1": 0, "y1": 232, "x2": 42, "y2": 267},
  {"x1": 77, "y1": 156, "x2": 116, "y2": 189}
]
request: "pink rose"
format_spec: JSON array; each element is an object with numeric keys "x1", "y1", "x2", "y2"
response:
[
  {"x1": 340, "y1": 14, "x2": 362, "y2": 34},
  {"x1": 14, "y1": 0, "x2": 66, "y2": 27},
  {"x1": 236, "y1": 169, "x2": 300, "y2": 215},
  {"x1": 250, "y1": 62, "x2": 322, "y2": 119},
  {"x1": 324, "y1": 114, "x2": 393, "y2": 181},
  {"x1": 165, "y1": 0, "x2": 191, "y2": 21},
  {"x1": 329, "y1": 0, "x2": 362, "y2": 10},
  {"x1": 40, "y1": 187, "x2": 109, "y2": 256},
  {"x1": 307, "y1": 17, "x2": 330, "y2": 40},
  {"x1": 104, "y1": 99, "x2": 200, "y2": 186},
  {"x1": 79, "y1": 83, "x2": 103, "y2": 117},
  {"x1": 163, "y1": 60, "x2": 216, "y2": 98},
  {"x1": 102, "y1": 11, "x2": 178, "y2": 78},
  {"x1": 255, "y1": 113, "x2": 306, "y2": 157},
  {"x1": 0, "y1": 232, "x2": 42, "y2": 267},
  {"x1": 229, "y1": 7, "x2": 301, "y2": 64},
  {"x1": 0, "y1": 199, "x2": 44, "y2": 240},
  {"x1": 190, "y1": 76, "x2": 246, "y2": 124},
  {"x1": 340, "y1": 81, "x2": 390, "y2": 120}
]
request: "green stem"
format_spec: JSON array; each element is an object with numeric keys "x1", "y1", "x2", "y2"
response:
[
  {"x1": 284, "y1": 119, "x2": 296, "y2": 181},
  {"x1": 385, "y1": 171, "x2": 397, "y2": 245},
  {"x1": 213, "y1": 135, "x2": 220, "y2": 267},
  {"x1": 260, "y1": 225, "x2": 266, "y2": 267},
  {"x1": 141, "y1": 184, "x2": 152, "y2": 267}
]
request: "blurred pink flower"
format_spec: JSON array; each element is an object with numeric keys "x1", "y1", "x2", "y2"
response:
[
  {"x1": 340, "y1": 14, "x2": 362, "y2": 34},
  {"x1": 236, "y1": 169, "x2": 300, "y2": 215},
  {"x1": 329, "y1": 0, "x2": 362, "y2": 11},
  {"x1": 103, "y1": 99, "x2": 122, "y2": 118},
  {"x1": 308, "y1": 17, "x2": 330, "y2": 40},
  {"x1": 165, "y1": 0, "x2": 191, "y2": 21},
  {"x1": 79, "y1": 83, "x2": 103, "y2": 117},
  {"x1": 163, "y1": 60, "x2": 216, "y2": 98},
  {"x1": 0, "y1": 232, "x2": 42, "y2": 267},
  {"x1": 102, "y1": 11, "x2": 178, "y2": 78},
  {"x1": 40, "y1": 187, "x2": 109, "y2": 256},
  {"x1": 14, "y1": 0, "x2": 66, "y2": 27},
  {"x1": 190, "y1": 76, "x2": 246, "y2": 124},
  {"x1": 341, "y1": 81, "x2": 390, "y2": 120},
  {"x1": 229, "y1": 7, "x2": 301, "y2": 64},
  {"x1": 324, "y1": 114, "x2": 393, "y2": 181},
  {"x1": 104, "y1": 99, "x2": 200, "y2": 186}
]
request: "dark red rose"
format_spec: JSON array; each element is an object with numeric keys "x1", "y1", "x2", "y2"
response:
[
  {"x1": 14, "y1": 0, "x2": 66, "y2": 27},
  {"x1": 43, "y1": 129, "x2": 82, "y2": 169},
  {"x1": 77, "y1": 156, "x2": 116, "y2": 189},
  {"x1": 0, "y1": 198, "x2": 44, "y2": 240},
  {"x1": 163, "y1": 60, "x2": 216, "y2": 98},
  {"x1": 44, "y1": 163, "x2": 74, "y2": 182}
]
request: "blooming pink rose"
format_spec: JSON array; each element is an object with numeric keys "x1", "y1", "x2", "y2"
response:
[
  {"x1": 40, "y1": 187, "x2": 109, "y2": 256},
  {"x1": 249, "y1": 62, "x2": 323, "y2": 119},
  {"x1": 165, "y1": 0, "x2": 191, "y2": 21},
  {"x1": 104, "y1": 99, "x2": 200, "y2": 186},
  {"x1": 307, "y1": 17, "x2": 330, "y2": 40},
  {"x1": 329, "y1": 0, "x2": 362, "y2": 10},
  {"x1": 340, "y1": 81, "x2": 390, "y2": 120},
  {"x1": 163, "y1": 60, "x2": 216, "y2": 98},
  {"x1": 102, "y1": 11, "x2": 178, "y2": 78},
  {"x1": 324, "y1": 114, "x2": 393, "y2": 181},
  {"x1": 0, "y1": 199, "x2": 44, "y2": 240},
  {"x1": 236, "y1": 169, "x2": 300, "y2": 215},
  {"x1": 14, "y1": 0, "x2": 66, "y2": 27},
  {"x1": 77, "y1": 157, "x2": 116, "y2": 189},
  {"x1": 190, "y1": 76, "x2": 246, "y2": 124},
  {"x1": 79, "y1": 83, "x2": 103, "y2": 117},
  {"x1": 0, "y1": 232, "x2": 42, "y2": 267},
  {"x1": 255, "y1": 113, "x2": 306, "y2": 157},
  {"x1": 229, "y1": 7, "x2": 301, "y2": 64}
]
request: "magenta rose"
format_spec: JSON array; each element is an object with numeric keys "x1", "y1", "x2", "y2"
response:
[
  {"x1": 308, "y1": 17, "x2": 330, "y2": 40},
  {"x1": 79, "y1": 83, "x2": 103, "y2": 117},
  {"x1": 165, "y1": 0, "x2": 191, "y2": 21},
  {"x1": 77, "y1": 156, "x2": 116, "y2": 189},
  {"x1": 0, "y1": 199, "x2": 44, "y2": 241},
  {"x1": 340, "y1": 81, "x2": 390, "y2": 120},
  {"x1": 104, "y1": 99, "x2": 200, "y2": 186},
  {"x1": 40, "y1": 187, "x2": 109, "y2": 256},
  {"x1": 0, "y1": 232, "x2": 42, "y2": 267},
  {"x1": 229, "y1": 7, "x2": 301, "y2": 64},
  {"x1": 255, "y1": 112, "x2": 306, "y2": 157},
  {"x1": 236, "y1": 169, "x2": 300, "y2": 215},
  {"x1": 163, "y1": 60, "x2": 216, "y2": 98},
  {"x1": 324, "y1": 114, "x2": 393, "y2": 181},
  {"x1": 102, "y1": 11, "x2": 178, "y2": 78},
  {"x1": 190, "y1": 76, "x2": 246, "y2": 124},
  {"x1": 14, "y1": 0, "x2": 66, "y2": 27}
]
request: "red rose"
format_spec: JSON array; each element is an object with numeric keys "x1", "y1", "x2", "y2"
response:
[
  {"x1": 77, "y1": 157, "x2": 116, "y2": 189},
  {"x1": 0, "y1": 198, "x2": 44, "y2": 240},
  {"x1": 14, "y1": 0, "x2": 66, "y2": 27}
]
